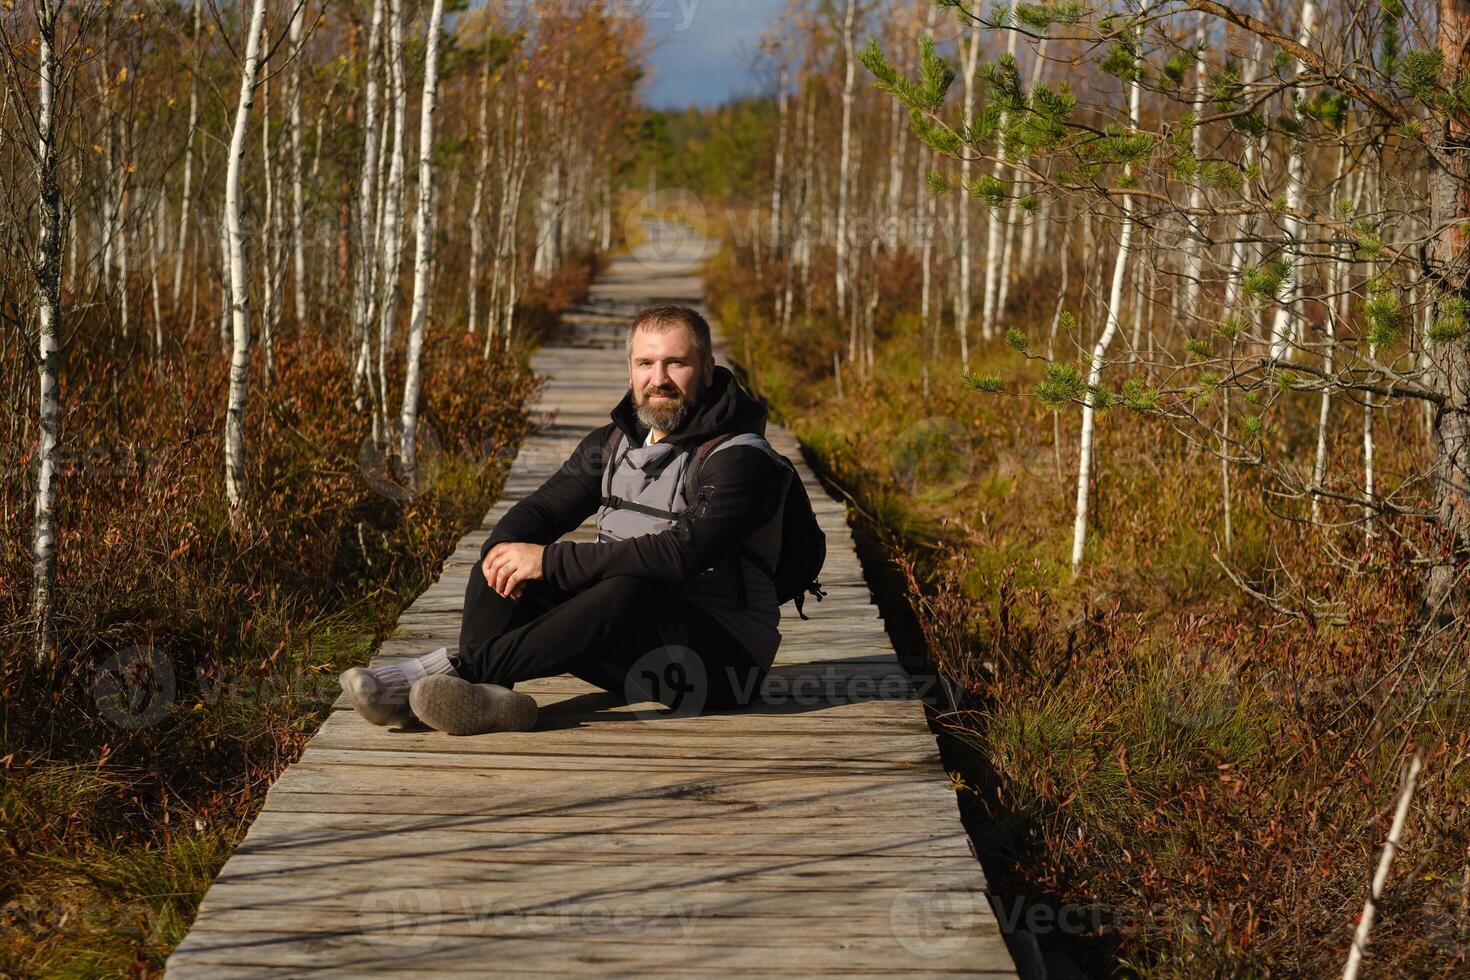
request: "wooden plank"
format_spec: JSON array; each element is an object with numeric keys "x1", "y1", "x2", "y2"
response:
[
  {"x1": 167, "y1": 934, "x2": 1016, "y2": 977},
  {"x1": 291, "y1": 748, "x2": 940, "y2": 775},
  {"x1": 231, "y1": 813, "x2": 975, "y2": 860},
  {"x1": 311, "y1": 696, "x2": 929, "y2": 734},
  {"x1": 221, "y1": 808, "x2": 971, "y2": 842},
  {"x1": 190, "y1": 876, "x2": 990, "y2": 920}
]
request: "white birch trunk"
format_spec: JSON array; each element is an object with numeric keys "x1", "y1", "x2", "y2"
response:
[
  {"x1": 920, "y1": 0, "x2": 940, "y2": 349},
  {"x1": 99, "y1": 79, "x2": 115, "y2": 301},
  {"x1": 353, "y1": 0, "x2": 387, "y2": 411},
  {"x1": 467, "y1": 57, "x2": 491, "y2": 335},
  {"x1": 377, "y1": 0, "x2": 407, "y2": 441},
  {"x1": 834, "y1": 0, "x2": 856, "y2": 319},
  {"x1": 1221, "y1": 386, "x2": 1233, "y2": 553},
  {"x1": 955, "y1": 15, "x2": 982, "y2": 370},
  {"x1": 600, "y1": 165, "x2": 613, "y2": 251},
  {"x1": 981, "y1": 21, "x2": 1019, "y2": 341},
  {"x1": 218, "y1": 214, "x2": 232, "y2": 350},
  {"x1": 884, "y1": 32, "x2": 904, "y2": 254},
  {"x1": 149, "y1": 193, "x2": 164, "y2": 354},
  {"x1": 486, "y1": 93, "x2": 511, "y2": 346},
  {"x1": 224, "y1": 0, "x2": 270, "y2": 518},
  {"x1": 261, "y1": 74, "x2": 276, "y2": 382},
  {"x1": 770, "y1": 65, "x2": 789, "y2": 261},
  {"x1": 1311, "y1": 141, "x2": 1353, "y2": 524},
  {"x1": 400, "y1": 0, "x2": 446, "y2": 481},
  {"x1": 532, "y1": 55, "x2": 570, "y2": 279},
  {"x1": 261, "y1": 72, "x2": 285, "y2": 386},
  {"x1": 996, "y1": 204, "x2": 1016, "y2": 327},
  {"x1": 489, "y1": 85, "x2": 526, "y2": 352},
  {"x1": 1182, "y1": 13, "x2": 1207, "y2": 320},
  {"x1": 780, "y1": 76, "x2": 806, "y2": 335},
  {"x1": 532, "y1": 159, "x2": 562, "y2": 279},
  {"x1": 1017, "y1": 41, "x2": 1051, "y2": 277},
  {"x1": 793, "y1": 83, "x2": 817, "y2": 325},
  {"x1": 117, "y1": 177, "x2": 130, "y2": 338},
  {"x1": 31, "y1": 0, "x2": 64, "y2": 666},
  {"x1": 1071, "y1": 0, "x2": 1147, "y2": 574},
  {"x1": 1269, "y1": 0, "x2": 1318, "y2": 360},
  {"x1": 173, "y1": 0, "x2": 201, "y2": 310},
  {"x1": 1223, "y1": 38, "x2": 1265, "y2": 313},
  {"x1": 288, "y1": 0, "x2": 308, "y2": 324}
]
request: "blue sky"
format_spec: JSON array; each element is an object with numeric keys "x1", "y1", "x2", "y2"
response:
[{"x1": 639, "y1": 0, "x2": 787, "y2": 108}]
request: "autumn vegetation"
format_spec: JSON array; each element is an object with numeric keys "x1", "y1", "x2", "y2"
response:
[
  {"x1": 699, "y1": 0, "x2": 1468, "y2": 974},
  {"x1": 2, "y1": 1, "x2": 635, "y2": 972}
]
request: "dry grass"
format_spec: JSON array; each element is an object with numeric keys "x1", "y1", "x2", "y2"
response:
[
  {"x1": 707, "y1": 240, "x2": 1470, "y2": 978},
  {"x1": 0, "y1": 254, "x2": 597, "y2": 976}
]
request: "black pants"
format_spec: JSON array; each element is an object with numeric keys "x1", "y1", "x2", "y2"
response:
[{"x1": 454, "y1": 540, "x2": 768, "y2": 713}]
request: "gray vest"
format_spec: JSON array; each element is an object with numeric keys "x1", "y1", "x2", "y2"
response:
[{"x1": 597, "y1": 430, "x2": 789, "y2": 665}]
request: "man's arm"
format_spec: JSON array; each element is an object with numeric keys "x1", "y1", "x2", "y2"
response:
[
  {"x1": 484, "y1": 423, "x2": 612, "y2": 549},
  {"x1": 541, "y1": 445, "x2": 783, "y2": 592}
]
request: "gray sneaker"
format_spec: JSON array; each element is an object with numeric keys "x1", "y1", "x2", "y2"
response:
[
  {"x1": 339, "y1": 666, "x2": 415, "y2": 728},
  {"x1": 339, "y1": 647, "x2": 456, "y2": 728},
  {"x1": 408, "y1": 674, "x2": 538, "y2": 735}
]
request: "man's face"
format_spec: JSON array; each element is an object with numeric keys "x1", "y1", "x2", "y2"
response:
[{"x1": 629, "y1": 323, "x2": 715, "y2": 434}]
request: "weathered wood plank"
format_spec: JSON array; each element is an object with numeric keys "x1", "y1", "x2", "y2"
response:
[{"x1": 224, "y1": 808, "x2": 972, "y2": 842}]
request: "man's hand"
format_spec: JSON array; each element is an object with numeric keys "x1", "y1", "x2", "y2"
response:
[{"x1": 482, "y1": 542, "x2": 545, "y2": 599}]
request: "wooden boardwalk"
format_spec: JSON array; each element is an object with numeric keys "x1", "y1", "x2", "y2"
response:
[{"x1": 166, "y1": 227, "x2": 1017, "y2": 977}]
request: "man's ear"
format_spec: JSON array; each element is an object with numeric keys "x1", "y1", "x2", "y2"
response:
[{"x1": 704, "y1": 354, "x2": 715, "y2": 386}]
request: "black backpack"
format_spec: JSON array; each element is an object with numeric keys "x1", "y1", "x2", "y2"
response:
[{"x1": 601, "y1": 428, "x2": 829, "y2": 619}]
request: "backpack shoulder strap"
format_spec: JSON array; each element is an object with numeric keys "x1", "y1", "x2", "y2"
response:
[
  {"x1": 680, "y1": 431, "x2": 740, "y2": 505},
  {"x1": 599, "y1": 426, "x2": 625, "y2": 504}
]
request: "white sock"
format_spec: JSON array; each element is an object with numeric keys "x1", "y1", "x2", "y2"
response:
[{"x1": 371, "y1": 647, "x2": 456, "y2": 705}]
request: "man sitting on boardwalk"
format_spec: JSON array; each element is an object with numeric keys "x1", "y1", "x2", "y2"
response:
[{"x1": 340, "y1": 305, "x2": 789, "y2": 735}]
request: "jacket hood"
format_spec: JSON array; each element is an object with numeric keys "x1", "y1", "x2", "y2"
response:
[{"x1": 610, "y1": 364, "x2": 768, "y2": 448}]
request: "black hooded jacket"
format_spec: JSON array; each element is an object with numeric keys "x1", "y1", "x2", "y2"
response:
[{"x1": 485, "y1": 365, "x2": 784, "y2": 593}]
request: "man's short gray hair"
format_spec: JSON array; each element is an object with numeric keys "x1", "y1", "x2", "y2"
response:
[{"x1": 626, "y1": 305, "x2": 712, "y2": 363}]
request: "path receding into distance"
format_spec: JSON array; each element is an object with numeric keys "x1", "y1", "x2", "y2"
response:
[{"x1": 166, "y1": 223, "x2": 1018, "y2": 977}]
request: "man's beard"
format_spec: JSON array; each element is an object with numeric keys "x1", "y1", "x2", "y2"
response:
[{"x1": 635, "y1": 378, "x2": 702, "y2": 433}]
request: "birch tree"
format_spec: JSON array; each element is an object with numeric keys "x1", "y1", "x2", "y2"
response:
[
  {"x1": 955, "y1": 12, "x2": 982, "y2": 372},
  {"x1": 1069, "y1": 0, "x2": 1148, "y2": 572},
  {"x1": 400, "y1": 0, "x2": 446, "y2": 483},
  {"x1": 172, "y1": 0, "x2": 201, "y2": 313},
  {"x1": 351, "y1": 0, "x2": 386, "y2": 416},
  {"x1": 1268, "y1": 0, "x2": 1319, "y2": 361},
  {"x1": 288, "y1": 0, "x2": 307, "y2": 325},
  {"x1": 834, "y1": 0, "x2": 857, "y2": 320},
  {"x1": 223, "y1": 0, "x2": 270, "y2": 518},
  {"x1": 1181, "y1": 12, "x2": 1207, "y2": 321},
  {"x1": 375, "y1": 0, "x2": 408, "y2": 444},
  {"x1": 26, "y1": 0, "x2": 68, "y2": 666},
  {"x1": 979, "y1": 16, "x2": 1019, "y2": 343},
  {"x1": 466, "y1": 55, "x2": 491, "y2": 336}
]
